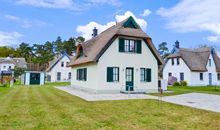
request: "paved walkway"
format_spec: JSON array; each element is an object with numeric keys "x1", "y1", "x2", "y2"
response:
[
  {"x1": 56, "y1": 87, "x2": 220, "y2": 113},
  {"x1": 162, "y1": 93, "x2": 220, "y2": 113},
  {"x1": 55, "y1": 86, "x2": 157, "y2": 101}
]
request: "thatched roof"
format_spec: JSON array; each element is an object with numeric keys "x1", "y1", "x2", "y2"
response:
[
  {"x1": 0, "y1": 57, "x2": 27, "y2": 68},
  {"x1": 68, "y1": 16, "x2": 163, "y2": 67},
  {"x1": 166, "y1": 47, "x2": 220, "y2": 72}
]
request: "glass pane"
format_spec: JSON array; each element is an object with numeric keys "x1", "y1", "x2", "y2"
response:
[{"x1": 130, "y1": 40, "x2": 135, "y2": 52}]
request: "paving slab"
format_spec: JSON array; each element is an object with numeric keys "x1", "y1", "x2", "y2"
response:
[
  {"x1": 161, "y1": 93, "x2": 220, "y2": 113},
  {"x1": 55, "y1": 86, "x2": 157, "y2": 101}
]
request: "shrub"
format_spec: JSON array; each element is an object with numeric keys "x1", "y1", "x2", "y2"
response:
[
  {"x1": 181, "y1": 80, "x2": 187, "y2": 86},
  {"x1": 173, "y1": 81, "x2": 180, "y2": 86}
]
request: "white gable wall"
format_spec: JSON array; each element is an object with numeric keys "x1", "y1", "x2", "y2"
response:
[
  {"x1": 97, "y1": 37, "x2": 158, "y2": 93},
  {"x1": 163, "y1": 58, "x2": 191, "y2": 84},
  {"x1": 47, "y1": 55, "x2": 71, "y2": 82}
]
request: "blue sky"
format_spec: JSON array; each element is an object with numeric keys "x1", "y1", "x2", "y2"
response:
[{"x1": 0, "y1": 0, "x2": 220, "y2": 50}]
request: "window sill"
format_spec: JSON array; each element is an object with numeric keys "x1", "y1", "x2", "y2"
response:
[
  {"x1": 108, "y1": 81, "x2": 119, "y2": 83},
  {"x1": 120, "y1": 52, "x2": 141, "y2": 54}
]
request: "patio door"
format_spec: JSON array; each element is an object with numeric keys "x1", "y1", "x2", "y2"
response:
[
  {"x1": 30, "y1": 73, "x2": 40, "y2": 85},
  {"x1": 208, "y1": 73, "x2": 212, "y2": 86},
  {"x1": 125, "y1": 68, "x2": 134, "y2": 91}
]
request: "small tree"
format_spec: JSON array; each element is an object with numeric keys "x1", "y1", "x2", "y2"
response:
[
  {"x1": 158, "y1": 42, "x2": 170, "y2": 59},
  {"x1": 14, "y1": 67, "x2": 27, "y2": 78}
]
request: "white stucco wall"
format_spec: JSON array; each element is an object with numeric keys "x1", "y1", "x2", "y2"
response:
[
  {"x1": 71, "y1": 36, "x2": 159, "y2": 93},
  {"x1": 163, "y1": 58, "x2": 191, "y2": 84},
  {"x1": 46, "y1": 55, "x2": 71, "y2": 82},
  {"x1": 71, "y1": 63, "x2": 99, "y2": 92}
]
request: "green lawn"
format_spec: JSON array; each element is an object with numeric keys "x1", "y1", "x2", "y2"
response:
[
  {"x1": 151, "y1": 86, "x2": 220, "y2": 96},
  {"x1": 1, "y1": 84, "x2": 220, "y2": 130}
]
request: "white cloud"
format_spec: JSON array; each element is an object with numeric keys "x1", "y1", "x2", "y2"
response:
[
  {"x1": 76, "y1": 21, "x2": 115, "y2": 40},
  {"x1": 207, "y1": 35, "x2": 220, "y2": 43},
  {"x1": 16, "y1": 0, "x2": 75, "y2": 9},
  {"x1": 157, "y1": 0, "x2": 220, "y2": 43},
  {"x1": 76, "y1": 11, "x2": 148, "y2": 40},
  {"x1": 87, "y1": 0, "x2": 120, "y2": 6},
  {"x1": 0, "y1": 31, "x2": 23, "y2": 46},
  {"x1": 4, "y1": 14, "x2": 47, "y2": 28},
  {"x1": 15, "y1": 0, "x2": 120, "y2": 11},
  {"x1": 141, "y1": 9, "x2": 151, "y2": 17}
]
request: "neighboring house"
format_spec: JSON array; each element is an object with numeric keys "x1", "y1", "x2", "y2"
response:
[
  {"x1": 0, "y1": 57, "x2": 27, "y2": 72},
  {"x1": 46, "y1": 53, "x2": 72, "y2": 82},
  {"x1": 162, "y1": 42, "x2": 220, "y2": 86},
  {"x1": 68, "y1": 16, "x2": 163, "y2": 93}
]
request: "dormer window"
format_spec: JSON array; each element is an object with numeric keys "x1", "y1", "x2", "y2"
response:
[
  {"x1": 79, "y1": 47, "x2": 83, "y2": 57},
  {"x1": 177, "y1": 58, "x2": 180, "y2": 65},
  {"x1": 209, "y1": 59, "x2": 211, "y2": 66},
  {"x1": 171, "y1": 58, "x2": 174, "y2": 65},
  {"x1": 119, "y1": 38, "x2": 142, "y2": 54}
]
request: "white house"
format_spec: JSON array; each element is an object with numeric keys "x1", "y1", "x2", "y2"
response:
[
  {"x1": 162, "y1": 42, "x2": 220, "y2": 86},
  {"x1": 46, "y1": 53, "x2": 72, "y2": 82},
  {"x1": 68, "y1": 16, "x2": 163, "y2": 93},
  {"x1": 0, "y1": 57, "x2": 27, "y2": 71}
]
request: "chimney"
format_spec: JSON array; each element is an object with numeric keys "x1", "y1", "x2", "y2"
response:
[
  {"x1": 92, "y1": 27, "x2": 98, "y2": 37},
  {"x1": 175, "y1": 40, "x2": 180, "y2": 49}
]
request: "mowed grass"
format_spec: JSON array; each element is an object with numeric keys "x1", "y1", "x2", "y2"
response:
[
  {"x1": 1, "y1": 84, "x2": 220, "y2": 130},
  {"x1": 151, "y1": 86, "x2": 220, "y2": 96}
]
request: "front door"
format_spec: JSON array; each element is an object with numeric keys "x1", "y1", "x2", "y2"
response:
[
  {"x1": 126, "y1": 68, "x2": 134, "y2": 91},
  {"x1": 30, "y1": 73, "x2": 40, "y2": 85},
  {"x1": 209, "y1": 73, "x2": 212, "y2": 86}
]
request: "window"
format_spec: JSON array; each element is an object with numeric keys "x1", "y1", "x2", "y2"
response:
[
  {"x1": 177, "y1": 58, "x2": 180, "y2": 65},
  {"x1": 9, "y1": 66, "x2": 11, "y2": 69},
  {"x1": 3, "y1": 66, "x2": 6, "y2": 69},
  {"x1": 66, "y1": 62, "x2": 69, "y2": 66},
  {"x1": 217, "y1": 73, "x2": 220, "y2": 81},
  {"x1": 171, "y1": 58, "x2": 174, "y2": 65},
  {"x1": 209, "y1": 59, "x2": 211, "y2": 66},
  {"x1": 200, "y1": 73, "x2": 203, "y2": 80},
  {"x1": 107, "y1": 67, "x2": 119, "y2": 82},
  {"x1": 119, "y1": 38, "x2": 141, "y2": 54},
  {"x1": 140, "y1": 68, "x2": 145, "y2": 82},
  {"x1": 168, "y1": 73, "x2": 172, "y2": 77},
  {"x1": 47, "y1": 75, "x2": 51, "y2": 81},
  {"x1": 124, "y1": 39, "x2": 135, "y2": 52},
  {"x1": 140, "y1": 68, "x2": 151, "y2": 82},
  {"x1": 61, "y1": 61, "x2": 64, "y2": 67},
  {"x1": 57, "y1": 72, "x2": 61, "y2": 81},
  {"x1": 180, "y1": 73, "x2": 184, "y2": 81},
  {"x1": 79, "y1": 47, "x2": 83, "y2": 57},
  {"x1": 68, "y1": 72, "x2": 71, "y2": 80},
  {"x1": 77, "y1": 68, "x2": 87, "y2": 81}
]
